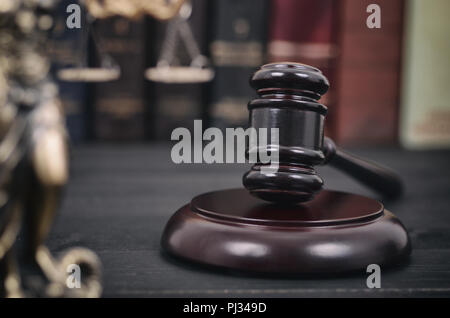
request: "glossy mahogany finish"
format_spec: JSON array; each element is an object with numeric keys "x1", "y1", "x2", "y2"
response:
[
  {"x1": 161, "y1": 189, "x2": 411, "y2": 274},
  {"x1": 244, "y1": 63, "x2": 329, "y2": 203},
  {"x1": 322, "y1": 138, "x2": 403, "y2": 198},
  {"x1": 192, "y1": 189, "x2": 383, "y2": 226},
  {"x1": 243, "y1": 62, "x2": 403, "y2": 203},
  {"x1": 250, "y1": 63, "x2": 329, "y2": 99}
]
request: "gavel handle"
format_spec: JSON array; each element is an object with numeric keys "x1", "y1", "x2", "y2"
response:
[{"x1": 322, "y1": 137, "x2": 404, "y2": 199}]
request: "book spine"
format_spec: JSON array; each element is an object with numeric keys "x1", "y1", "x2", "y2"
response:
[
  {"x1": 151, "y1": 0, "x2": 208, "y2": 141},
  {"x1": 92, "y1": 16, "x2": 147, "y2": 141},
  {"x1": 267, "y1": 0, "x2": 339, "y2": 138},
  {"x1": 208, "y1": 0, "x2": 269, "y2": 129},
  {"x1": 400, "y1": 0, "x2": 450, "y2": 149},
  {"x1": 49, "y1": 0, "x2": 88, "y2": 143},
  {"x1": 334, "y1": 0, "x2": 405, "y2": 145}
]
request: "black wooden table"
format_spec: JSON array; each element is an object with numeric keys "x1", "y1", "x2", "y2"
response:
[{"x1": 47, "y1": 143, "x2": 450, "y2": 297}]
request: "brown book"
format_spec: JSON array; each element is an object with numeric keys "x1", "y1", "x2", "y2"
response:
[
  {"x1": 267, "y1": 0, "x2": 339, "y2": 137},
  {"x1": 333, "y1": 0, "x2": 405, "y2": 145}
]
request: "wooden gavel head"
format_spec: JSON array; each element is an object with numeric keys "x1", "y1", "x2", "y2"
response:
[{"x1": 243, "y1": 62, "x2": 330, "y2": 203}]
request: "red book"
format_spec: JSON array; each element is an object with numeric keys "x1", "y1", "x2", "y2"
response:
[
  {"x1": 267, "y1": 0, "x2": 339, "y2": 137},
  {"x1": 268, "y1": 0, "x2": 405, "y2": 145},
  {"x1": 333, "y1": 0, "x2": 405, "y2": 145}
]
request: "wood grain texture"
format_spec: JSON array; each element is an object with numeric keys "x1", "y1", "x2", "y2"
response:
[{"x1": 47, "y1": 144, "x2": 450, "y2": 297}]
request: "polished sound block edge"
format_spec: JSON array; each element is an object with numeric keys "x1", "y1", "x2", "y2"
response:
[{"x1": 161, "y1": 189, "x2": 411, "y2": 274}]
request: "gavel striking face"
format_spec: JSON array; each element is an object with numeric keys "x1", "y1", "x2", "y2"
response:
[{"x1": 243, "y1": 62, "x2": 403, "y2": 204}]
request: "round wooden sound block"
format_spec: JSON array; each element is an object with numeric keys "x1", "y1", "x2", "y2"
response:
[{"x1": 161, "y1": 189, "x2": 411, "y2": 274}]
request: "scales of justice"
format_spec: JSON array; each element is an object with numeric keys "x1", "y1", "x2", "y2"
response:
[{"x1": 59, "y1": 0, "x2": 214, "y2": 84}]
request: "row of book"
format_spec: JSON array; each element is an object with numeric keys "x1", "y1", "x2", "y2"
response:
[{"x1": 50, "y1": 0, "x2": 450, "y2": 148}]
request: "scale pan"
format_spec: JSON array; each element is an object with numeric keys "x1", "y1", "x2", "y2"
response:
[
  {"x1": 145, "y1": 66, "x2": 214, "y2": 83},
  {"x1": 57, "y1": 68, "x2": 121, "y2": 82}
]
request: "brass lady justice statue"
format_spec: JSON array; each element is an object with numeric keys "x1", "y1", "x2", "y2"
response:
[
  {"x1": 0, "y1": 0, "x2": 103, "y2": 298},
  {"x1": 0, "y1": 0, "x2": 187, "y2": 298}
]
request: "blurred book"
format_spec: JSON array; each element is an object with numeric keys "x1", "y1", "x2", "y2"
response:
[
  {"x1": 48, "y1": 0, "x2": 88, "y2": 143},
  {"x1": 150, "y1": 0, "x2": 208, "y2": 141},
  {"x1": 208, "y1": 0, "x2": 269, "y2": 130},
  {"x1": 400, "y1": 0, "x2": 450, "y2": 149},
  {"x1": 333, "y1": 0, "x2": 404, "y2": 145},
  {"x1": 267, "y1": 0, "x2": 338, "y2": 137},
  {"x1": 91, "y1": 17, "x2": 147, "y2": 141},
  {"x1": 268, "y1": 0, "x2": 404, "y2": 146}
]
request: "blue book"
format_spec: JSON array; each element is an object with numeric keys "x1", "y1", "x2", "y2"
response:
[
  {"x1": 208, "y1": 0, "x2": 269, "y2": 130},
  {"x1": 49, "y1": 0, "x2": 88, "y2": 143}
]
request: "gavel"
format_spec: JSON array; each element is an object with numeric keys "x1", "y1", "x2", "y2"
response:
[
  {"x1": 242, "y1": 62, "x2": 403, "y2": 204},
  {"x1": 162, "y1": 62, "x2": 411, "y2": 274}
]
